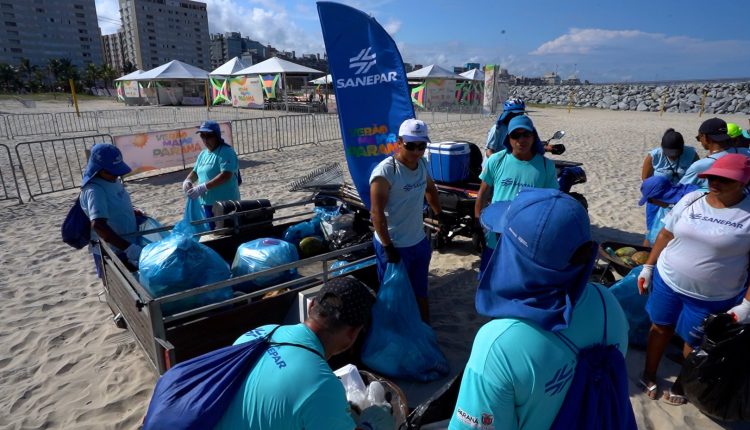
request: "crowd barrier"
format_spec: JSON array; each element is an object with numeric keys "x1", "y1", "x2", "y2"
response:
[
  {"x1": 0, "y1": 115, "x2": 9, "y2": 139},
  {"x1": 6, "y1": 113, "x2": 56, "y2": 138},
  {"x1": 227, "y1": 117, "x2": 278, "y2": 155},
  {"x1": 15, "y1": 134, "x2": 113, "y2": 200},
  {"x1": 0, "y1": 143, "x2": 22, "y2": 203}
]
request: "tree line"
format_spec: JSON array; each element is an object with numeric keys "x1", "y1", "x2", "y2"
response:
[{"x1": 0, "y1": 58, "x2": 137, "y2": 93}]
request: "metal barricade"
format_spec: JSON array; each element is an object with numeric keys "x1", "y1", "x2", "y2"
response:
[
  {"x1": 276, "y1": 114, "x2": 317, "y2": 148},
  {"x1": 97, "y1": 109, "x2": 139, "y2": 129},
  {"x1": 0, "y1": 143, "x2": 22, "y2": 203},
  {"x1": 54, "y1": 111, "x2": 99, "y2": 134},
  {"x1": 0, "y1": 115, "x2": 9, "y2": 139},
  {"x1": 315, "y1": 114, "x2": 341, "y2": 142},
  {"x1": 137, "y1": 107, "x2": 176, "y2": 126},
  {"x1": 5, "y1": 113, "x2": 56, "y2": 137},
  {"x1": 174, "y1": 107, "x2": 208, "y2": 125},
  {"x1": 229, "y1": 117, "x2": 278, "y2": 155},
  {"x1": 15, "y1": 134, "x2": 113, "y2": 199}
]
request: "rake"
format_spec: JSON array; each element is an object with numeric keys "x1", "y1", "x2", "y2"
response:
[{"x1": 288, "y1": 162, "x2": 344, "y2": 192}]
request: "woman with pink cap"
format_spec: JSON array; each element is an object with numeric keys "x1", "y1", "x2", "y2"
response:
[{"x1": 637, "y1": 153, "x2": 750, "y2": 405}]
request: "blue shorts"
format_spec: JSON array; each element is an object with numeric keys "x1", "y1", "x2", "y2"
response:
[
  {"x1": 646, "y1": 267, "x2": 744, "y2": 348},
  {"x1": 373, "y1": 237, "x2": 431, "y2": 298},
  {"x1": 202, "y1": 204, "x2": 216, "y2": 230}
]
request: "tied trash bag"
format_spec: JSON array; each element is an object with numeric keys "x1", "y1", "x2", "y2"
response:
[
  {"x1": 608, "y1": 266, "x2": 650, "y2": 347},
  {"x1": 282, "y1": 219, "x2": 322, "y2": 246},
  {"x1": 681, "y1": 313, "x2": 750, "y2": 421},
  {"x1": 138, "y1": 199, "x2": 232, "y2": 315},
  {"x1": 186, "y1": 197, "x2": 211, "y2": 234},
  {"x1": 231, "y1": 238, "x2": 299, "y2": 293},
  {"x1": 361, "y1": 262, "x2": 449, "y2": 382},
  {"x1": 646, "y1": 206, "x2": 669, "y2": 246},
  {"x1": 136, "y1": 215, "x2": 170, "y2": 247}
]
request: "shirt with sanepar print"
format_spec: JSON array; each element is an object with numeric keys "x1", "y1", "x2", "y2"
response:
[{"x1": 658, "y1": 191, "x2": 750, "y2": 300}]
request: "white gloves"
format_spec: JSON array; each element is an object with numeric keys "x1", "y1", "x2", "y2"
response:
[
  {"x1": 182, "y1": 179, "x2": 193, "y2": 194},
  {"x1": 125, "y1": 243, "x2": 142, "y2": 266},
  {"x1": 729, "y1": 299, "x2": 750, "y2": 324},
  {"x1": 357, "y1": 405, "x2": 394, "y2": 430},
  {"x1": 637, "y1": 264, "x2": 654, "y2": 295},
  {"x1": 187, "y1": 183, "x2": 207, "y2": 199}
]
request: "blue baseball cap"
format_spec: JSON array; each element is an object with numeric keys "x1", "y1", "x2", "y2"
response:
[
  {"x1": 639, "y1": 176, "x2": 683, "y2": 206},
  {"x1": 477, "y1": 188, "x2": 597, "y2": 331},
  {"x1": 502, "y1": 115, "x2": 545, "y2": 155},
  {"x1": 81, "y1": 143, "x2": 131, "y2": 187},
  {"x1": 196, "y1": 120, "x2": 222, "y2": 140}
]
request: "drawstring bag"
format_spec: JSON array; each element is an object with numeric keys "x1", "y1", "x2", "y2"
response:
[
  {"x1": 138, "y1": 198, "x2": 232, "y2": 315},
  {"x1": 361, "y1": 262, "x2": 449, "y2": 382}
]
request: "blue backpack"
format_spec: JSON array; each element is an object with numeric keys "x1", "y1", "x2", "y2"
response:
[
  {"x1": 549, "y1": 286, "x2": 637, "y2": 430},
  {"x1": 142, "y1": 325, "x2": 323, "y2": 430},
  {"x1": 61, "y1": 195, "x2": 91, "y2": 249}
]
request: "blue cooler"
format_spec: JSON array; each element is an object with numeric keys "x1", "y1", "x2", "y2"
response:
[{"x1": 426, "y1": 142, "x2": 470, "y2": 183}]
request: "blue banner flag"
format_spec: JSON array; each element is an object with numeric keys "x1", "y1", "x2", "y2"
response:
[{"x1": 317, "y1": 1, "x2": 414, "y2": 209}]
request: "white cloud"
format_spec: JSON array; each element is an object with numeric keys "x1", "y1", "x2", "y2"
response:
[
  {"x1": 531, "y1": 28, "x2": 646, "y2": 55},
  {"x1": 383, "y1": 19, "x2": 401, "y2": 35},
  {"x1": 96, "y1": 0, "x2": 121, "y2": 35}
]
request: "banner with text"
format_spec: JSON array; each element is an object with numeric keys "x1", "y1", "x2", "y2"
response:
[
  {"x1": 318, "y1": 1, "x2": 414, "y2": 209},
  {"x1": 230, "y1": 76, "x2": 264, "y2": 108},
  {"x1": 114, "y1": 122, "x2": 232, "y2": 175}
]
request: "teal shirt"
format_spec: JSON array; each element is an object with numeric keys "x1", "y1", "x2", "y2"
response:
[
  {"x1": 449, "y1": 283, "x2": 629, "y2": 430},
  {"x1": 193, "y1": 144, "x2": 241, "y2": 205},
  {"x1": 79, "y1": 177, "x2": 136, "y2": 254},
  {"x1": 214, "y1": 324, "x2": 356, "y2": 430},
  {"x1": 479, "y1": 150, "x2": 558, "y2": 203}
]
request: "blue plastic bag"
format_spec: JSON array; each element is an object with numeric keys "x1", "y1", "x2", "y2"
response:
[
  {"x1": 646, "y1": 206, "x2": 669, "y2": 246},
  {"x1": 608, "y1": 266, "x2": 650, "y2": 347},
  {"x1": 138, "y1": 199, "x2": 232, "y2": 315},
  {"x1": 282, "y1": 219, "x2": 322, "y2": 246},
  {"x1": 231, "y1": 238, "x2": 299, "y2": 293},
  {"x1": 361, "y1": 262, "x2": 449, "y2": 382},
  {"x1": 137, "y1": 216, "x2": 170, "y2": 247},
  {"x1": 329, "y1": 259, "x2": 372, "y2": 277},
  {"x1": 185, "y1": 197, "x2": 211, "y2": 234}
]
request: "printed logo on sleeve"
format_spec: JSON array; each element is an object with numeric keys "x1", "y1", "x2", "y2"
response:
[{"x1": 454, "y1": 408, "x2": 495, "y2": 429}]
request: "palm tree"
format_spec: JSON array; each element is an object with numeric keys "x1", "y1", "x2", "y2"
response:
[
  {"x1": 17, "y1": 58, "x2": 35, "y2": 89},
  {"x1": 0, "y1": 63, "x2": 17, "y2": 92},
  {"x1": 84, "y1": 62, "x2": 99, "y2": 88},
  {"x1": 99, "y1": 63, "x2": 117, "y2": 89}
]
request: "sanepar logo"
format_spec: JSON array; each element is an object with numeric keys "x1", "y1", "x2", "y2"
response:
[{"x1": 336, "y1": 47, "x2": 399, "y2": 89}]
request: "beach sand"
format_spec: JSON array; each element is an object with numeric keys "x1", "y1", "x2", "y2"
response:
[{"x1": 1, "y1": 99, "x2": 749, "y2": 429}]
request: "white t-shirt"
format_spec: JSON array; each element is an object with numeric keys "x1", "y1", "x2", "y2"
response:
[
  {"x1": 658, "y1": 190, "x2": 750, "y2": 300},
  {"x1": 369, "y1": 156, "x2": 429, "y2": 248}
]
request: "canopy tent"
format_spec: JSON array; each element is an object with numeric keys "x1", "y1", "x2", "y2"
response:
[
  {"x1": 135, "y1": 59, "x2": 210, "y2": 81},
  {"x1": 129, "y1": 60, "x2": 210, "y2": 106},
  {"x1": 310, "y1": 74, "x2": 332, "y2": 85},
  {"x1": 232, "y1": 57, "x2": 324, "y2": 111},
  {"x1": 209, "y1": 57, "x2": 250, "y2": 77},
  {"x1": 115, "y1": 69, "x2": 145, "y2": 81},
  {"x1": 406, "y1": 64, "x2": 466, "y2": 80},
  {"x1": 459, "y1": 68, "x2": 485, "y2": 81}
]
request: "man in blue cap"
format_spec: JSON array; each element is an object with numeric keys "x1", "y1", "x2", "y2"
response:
[
  {"x1": 450, "y1": 189, "x2": 631, "y2": 430},
  {"x1": 474, "y1": 115, "x2": 559, "y2": 273},
  {"x1": 183, "y1": 121, "x2": 241, "y2": 227},
  {"x1": 79, "y1": 143, "x2": 141, "y2": 275}
]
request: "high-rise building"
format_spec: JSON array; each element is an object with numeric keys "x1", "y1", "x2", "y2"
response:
[
  {"x1": 209, "y1": 32, "x2": 267, "y2": 69},
  {"x1": 102, "y1": 29, "x2": 128, "y2": 73},
  {"x1": 0, "y1": 0, "x2": 103, "y2": 67},
  {"x1": 119, "y1": 0, "x2": 210, "y2": 70}
]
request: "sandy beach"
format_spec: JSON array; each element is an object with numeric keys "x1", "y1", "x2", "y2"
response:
[{"x1": 1, "y1": 98, "x2": 749, "y2": 429}]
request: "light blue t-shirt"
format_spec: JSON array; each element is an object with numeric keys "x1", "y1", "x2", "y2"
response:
[
  {"x1": 650, "y1": 146, "x2": 697, "y2": 184},
  {"x1": 486, "y1": 123, "x2": 510, "y2": 152},
  {"x1": 370, "y1": 156, "x2": 429, "y2": 248},
  {"x1": 679, "y1": 147, "x2": 750, "y2": 188},
  {"x1": 79, "y1": 177, "x2": 137, "y2": 255},
  {"x1": 215, "y1": 324, "x2": 355, "y2": 430},
  {"x1": 449, "y1": 283, "x2": 629, "y2": 430},
  {"x1": 193, "y1": 144, "x2": 241, "y2": 205},
  {"x1": 480, "y1": 150, "x2": 558, "y2": 204}
]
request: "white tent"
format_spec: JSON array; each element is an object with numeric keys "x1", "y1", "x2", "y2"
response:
[
  {"x1": 114, "y1": 69, "x2": 144, "y2": 81},
  {"x1": 310, "y1": 74, "x2": 332, "y2": 85},
  {"x1": 407, "y1": 64, "x2": 466, "y2": 80},
  {"x1": 232, "y1": 56, "x2": 323, "y2": 75},
  {"x1": 459, "y1": 68, "x2": 485, "y2": 81},
  {"x1": 135, "y1": 60, "x2": 210, "y2": 81},
  {"x1": 210, "y1": 57, "x2": 250, "y2": 77}
]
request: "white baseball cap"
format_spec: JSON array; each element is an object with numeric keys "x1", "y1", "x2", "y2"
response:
[{"x1": 398, "y1": 118, "x2": 431, "y2": 143}]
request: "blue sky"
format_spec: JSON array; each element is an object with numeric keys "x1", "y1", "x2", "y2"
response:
[{"x1": 96, "y1": 0, "x2": 750, "y2": 82}]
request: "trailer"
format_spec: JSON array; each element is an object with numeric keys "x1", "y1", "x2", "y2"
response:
[{"x1": 99, "y1": 195, "x2": 377, "y2": 374}]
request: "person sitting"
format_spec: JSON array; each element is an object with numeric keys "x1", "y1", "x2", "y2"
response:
[
  {"x1": 638, "y1": 153, "x2": 750, "y2": 405},
  {"x1": 680, "y1": 118, "x2": 745, "y2": 187},
  {"x1": 450, "y1": 188, "x2": 631, "y2": 430},
  {"x1": 79, "y1": 143, "x2": 142, "y2": 276},
  {"x1": 213, "y1": 277, "x2": 388, "y2": 430},
  {"x1": 183, "y1": 121, "x2": 241, "y2": 229}
]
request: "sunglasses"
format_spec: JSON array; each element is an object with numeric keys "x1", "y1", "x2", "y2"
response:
[
  {"x1": 706, "y1": 175, "x2": 736, "y2": 184},
  {"x1": 510, "y1": 130, "x2": 533, "y2": 140},
  {"x1": 404, "y1": 141, "x2": 427, "y2": 151},
  {"x1": 199, "y1": 132, "x2": 214, "y2": 138}
]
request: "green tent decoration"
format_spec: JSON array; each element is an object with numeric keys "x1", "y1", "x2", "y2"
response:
[{"x1": 210, "y1": 77, "x2": 229, "y2": 105}]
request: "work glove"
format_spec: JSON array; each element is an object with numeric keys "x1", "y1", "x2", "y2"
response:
[
  {"x1": 125, "y1": 243, "x2": 142, "y2": 266},
  {"x1": 357, "y1": 405, "x2": 395, "y2": 430},
  {"x1": 182, "y1": 179, "x2": 193, "y2": 194},
  {"x1": 186, "y1": 183, "x2": 207, "y2": 200},
  {"x1": 384, "y1": 244, "x2": 400, "y2": 264},
  {"x1": 728, "y1": 298, "x2": 750, "y2": 324},
  {"x1": 637, "y1": 264, "x2": 654, "y2": 295}
]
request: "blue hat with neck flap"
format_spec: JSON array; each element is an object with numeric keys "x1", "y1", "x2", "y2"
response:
[
  {"x1": 502, "y1": 115, "x2": 545, "y2": 155},
  {"x1": 477, "y1": 188, "x2": 597, "y2": 331}
]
